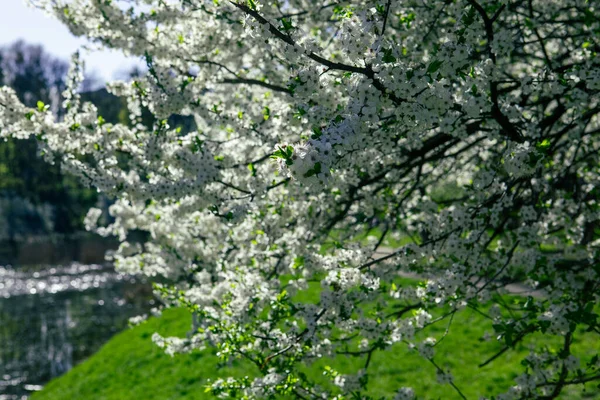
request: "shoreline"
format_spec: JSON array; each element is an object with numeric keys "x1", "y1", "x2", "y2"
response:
[{"x1": 0, "y1": 233, "x2": 118, "y2": 266}]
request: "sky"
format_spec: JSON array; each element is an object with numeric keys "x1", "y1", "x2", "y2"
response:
[{"x1": 0, "y1": 1, "x2": 141, "y2": 83}]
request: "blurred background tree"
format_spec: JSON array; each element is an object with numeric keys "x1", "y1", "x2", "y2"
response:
[
  {"x1": 0, "y1": 41, "x2": 99, "y2": 237},
  {"x1": 0, "y1": 41, "x2": 195, "y2": 241}
]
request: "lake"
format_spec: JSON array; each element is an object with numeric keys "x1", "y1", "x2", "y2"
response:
[{"x1": 0, "y1": 263, "x2": 153, "y2": 399}]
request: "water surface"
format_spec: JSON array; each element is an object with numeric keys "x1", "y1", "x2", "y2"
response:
[{"x1": 0, "y1": 263, "x2": 153, "y2": 399}]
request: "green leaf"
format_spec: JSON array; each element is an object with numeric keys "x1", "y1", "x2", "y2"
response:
[
  {"x1": 583, "y1": 8, "x2": 595, "y2": 27},
  {"x1": 427, "y1": 60, "x2": 444, "y2": 74},
  {"x1": 277, "y1": 290, "x2": 287, "y2": 301},
  {"x1": 293, "y1": 256, "x2": 304, "y2": 269},
  {"x1": 313, "y1": 161, "x2": 321, "y2": 174},
  {"x1": 382, "y1": 48, "x2": 396, "y2": 63},
  {"x1": 37, "y1": 101, "x2": 45, "y2": 112},
  {"x1": 504, "y1": 326, "x2": 514, "y2": 346},
  {"x1": 462, "y1": 7, "x2": 476, "y2": 26},
  {"x1": 270, "y1": 145, "x2": 294, "y2": 166},
  {"x1": 539, "y1": 320, "x2": 551, "y2": 333},
  {"x1": 311, "y1": 126, "x2": 322, "y2": 140},
  {"x1": 399, "y1": 12, "x2": 416, "y2": 28},
  {"x1": 191, "y1": 137, "x2": 204, "y2": 153},
  {"x1": 523, "y1": 296, "x2": 536, "y2": 311},
  {"x1": 294, "y1": 107, "x2": 306, "y2": 119},
  {"x1": 524, "y1": 18, "x2": 534, "y2": 30},
  {"x1": 247, "y1": 163, "x2": 256, "y2": 177},
  {"x1": 303, "y1": 162, "x2": 322, "y2": 178},
  {"x1": 281, "y1": 17, "x2": 293, "y2": 31},
  {"x1": 536, "y1": 138, "x2": 551, "y2": 153}
]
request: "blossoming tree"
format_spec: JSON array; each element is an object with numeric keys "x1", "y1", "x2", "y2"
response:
[{"x1": 1, "y1": 0, "x2": 600, "y2": 398}]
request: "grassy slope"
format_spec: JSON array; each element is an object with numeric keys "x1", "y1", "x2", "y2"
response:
[
  {"x1": 33, "y1": 289, "x2": 599, "y2": 400},
  {"x1": 31, "y1": 308, "x2": 252, "y2": 400}
]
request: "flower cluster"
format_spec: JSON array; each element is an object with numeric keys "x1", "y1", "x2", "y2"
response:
[{"x1": 1, "y1": 0, "x2": 600, "y2": 398}]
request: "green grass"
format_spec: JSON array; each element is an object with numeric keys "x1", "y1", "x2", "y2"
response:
[
  {"x1": 31, "y1": 308, "x2": 253, "y2": 400},
  {"x1": 32, "y1": 287, "x2": 599, "y2": 400}
]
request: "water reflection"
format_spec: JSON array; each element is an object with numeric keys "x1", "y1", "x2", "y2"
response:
[{"x1": 0, "y1": 264, "x2": 153, "y2": 399}]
